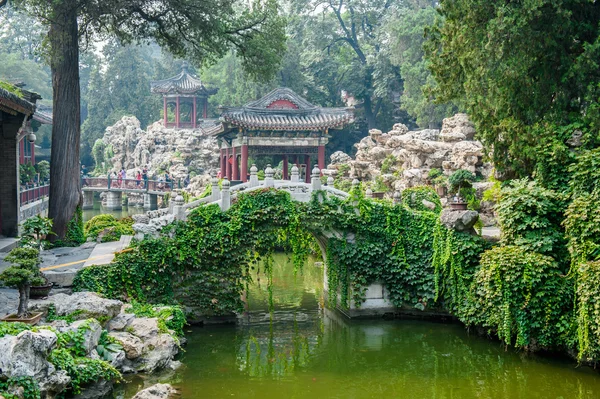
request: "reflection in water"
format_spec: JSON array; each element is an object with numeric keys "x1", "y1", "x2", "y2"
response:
[
  {"x1": 118, "y1": 254, "x2": 600, "y2": 399},
  {"x1": 82, "y1": 197, "x2": 145, "y2": 222}
]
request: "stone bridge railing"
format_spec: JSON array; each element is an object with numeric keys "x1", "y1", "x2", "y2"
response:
[{"x1": 132, "y1": 164, "x2": 367, "y2": 236}]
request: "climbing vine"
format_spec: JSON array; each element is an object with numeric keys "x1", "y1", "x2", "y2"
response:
[{"x1": 74, "y1": 188, "x2": 489, "y2": 316}]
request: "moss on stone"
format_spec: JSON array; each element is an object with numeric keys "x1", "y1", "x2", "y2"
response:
[{"x1": 0, "y1": 81, "x2": 24, "y2": 99}]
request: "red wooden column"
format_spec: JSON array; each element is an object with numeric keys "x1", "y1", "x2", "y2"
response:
[
  {"x1": 282, "y1": 155, "x2": 289, "y2": 180},
  {"x1": 203, "y1": 98, "x2": 208, "y2": 118},
  {"x1": 19, "y1": 139, "x2": 24, "y2": 164},
  {"x1": 220, "y1": 148, "x2": 226, "y2": 178},
  {"x1": 241, "y1": 144, "x2": 249, "y2": 182},
  {"x1": 318, "y1": 145, "x2": 325, "y2": 175},
  {"x1": 30, "y1": 142, "x2": 35, "y2": 165},
  {"x1": 175, "y1": 97, "x2": 180, "y2": 128},
  {"x1": 192, "y1": 97, "x2": 197, "y2": 128},
  {"x1": 163, "y1": 97, "x2": 168, "y2": 126},
  {"x1": 304, "y1": 154, "x2": 311, "y2": 183},
  {"x1": 226, "y1": 147, "x2": 232, "y2": 180},
  {"x1": 232, "y1": 147, "x2": 239, "y2": 181}
]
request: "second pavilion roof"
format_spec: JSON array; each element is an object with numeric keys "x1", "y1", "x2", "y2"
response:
[{"x1": 219, "y1": 88, "x2": 354, "y2": 132}]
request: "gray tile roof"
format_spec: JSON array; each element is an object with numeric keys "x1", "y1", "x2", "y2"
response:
[{"x1": 150, "y1": 61, "x2": 217, "y2": 96}]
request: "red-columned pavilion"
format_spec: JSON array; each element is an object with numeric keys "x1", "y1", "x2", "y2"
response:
[
  {"x1": 216, "y1": 88, "x2": 354, "y2": 183},
  {"x1": 150, "y1": 61, "x2": 217, "y2": 129}
]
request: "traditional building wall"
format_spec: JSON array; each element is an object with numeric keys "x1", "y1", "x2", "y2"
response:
[{"x1": 0, "y1": 114, "x2": 24, "y2": 237}]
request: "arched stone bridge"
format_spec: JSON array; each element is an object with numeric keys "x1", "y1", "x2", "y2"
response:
[{"x1": 82, "y1": 177, "x2": 178, "y2": 210}]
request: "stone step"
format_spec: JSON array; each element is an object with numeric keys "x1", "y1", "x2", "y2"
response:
[{"x1": 83, "y1": 235, "x2": 133, "y2": 268}]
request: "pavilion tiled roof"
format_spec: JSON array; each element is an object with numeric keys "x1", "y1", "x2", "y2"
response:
[
  {"x1": 219, "y1": 88, "x2": 354, "y2": 131},
  {"x1": 0, "y1": 85, "x2": 36, "y2": 116},
  {"x1": 150, "y1": 61, "x2": 217, "y2": 96},
  {"x1": 33, "y1": 104, "x2": 53, "y2": 125}
]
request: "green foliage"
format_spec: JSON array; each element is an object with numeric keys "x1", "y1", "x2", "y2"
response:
[
  {"x1": 0, "y1": 321, "x2": 32, "y2": 337},
  {"x1": 96, "y1": 330, "x2": 123, "y2": 362},
  {"x1": 60, "y1": 206, "x2": 86, "y2": 247},
  {"x1": 48, "y1": 348, "x2": 121, "y2": 395},
  {"x1": 34, "y1": 160, "x2": 50, "y2": 182},
  {"x1": 496, "y1": 179, "x2": 567, "y2": 259},
  {"x1": 575, "y1": 260, "x2": 600, "y2": 361},
  {"x1": 568, "y1": 147, "x2": 600, "y2": 198},
  {"x1": 20, "y1": 215, "x2": 54, "y2": 249},
  {"x1": 401, "y1": 186, "x2": 442, "y2": 213},
  {"x1": 84, "y1": 214, "x2": 134, "y2": 242},
  {"x1": 387, "y1": 6, "x2": 458, "y2": 127},
  {"x1": 380, "y1": 155, "x2": 397, "y2": 174},
  {"x1": 427, "y1": 168, "x2": 442, "y2": 181},
  {"x1": 19, "y1": 162, "x2": 36, "y2": 185},
  {"x1": 91, "y1": 139, "x2": 107, "y2": 173},
  {"x1": 463, "y1": 246, "x2": 571, "y2": 349},
  {"x1": 448, "y1": 169, "x2": 475, "y2": 194},
  {"x1": 425, "y1": 0, "x2": 600, "y2": 178},
  {"x1": 0, "y1": 376, "x2": 40, "y2": 399},
  {"x1": 129, "y1": 301, "x2": 186, "y2": 337},
  {"x1": 564, "y1": 191, "x2": 600, "y2": 264},
  {"x1": 0, "y1": 248, "x2": 43, "y2": 313}
]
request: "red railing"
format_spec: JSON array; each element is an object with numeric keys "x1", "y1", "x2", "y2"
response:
[{"x1": 20, "y1": 184, "x2": 50, "y2": 205}]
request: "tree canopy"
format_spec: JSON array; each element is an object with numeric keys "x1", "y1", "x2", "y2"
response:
[
  {"x1": 1, "y1": 0, "x2": 287, "y2": 239},
  {"x1": 425, "y1": 0, "x2": 600, "y2": 181}
]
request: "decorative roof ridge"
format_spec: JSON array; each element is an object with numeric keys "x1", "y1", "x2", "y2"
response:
[{"x1": 243, "y1": 87, "x2": 316, "y2": 111}]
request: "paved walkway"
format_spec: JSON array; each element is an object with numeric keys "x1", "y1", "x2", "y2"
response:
[{"x1": 0, "y1": 237, "x2": 133, "y2": 317}]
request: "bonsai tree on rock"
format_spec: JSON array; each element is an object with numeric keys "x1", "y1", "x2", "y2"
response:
[
  {"x1": 448, "y1": 169, "x2": 476, "y2": 202},
  {"x1": 0, "y1": 248, "x2": 43, "y2": 318}
]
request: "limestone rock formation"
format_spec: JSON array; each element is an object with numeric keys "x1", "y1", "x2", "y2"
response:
[
  {"x1": 440, "y1": 209, "x2": 480, "y2": 232},
  {"x1": 107, "y1": 316, "x2": 179, "y2": 373},
  {"x1": 132, "y1": 384, "x2": 177, "y2": 399},
  {"x1": 29, "y1": 292, "x2": 123, "y2": 322},
  {"x1": 0, "y1": 329, "x2": 70, "y2": 398},
  {"x1": 328, "y1": 114, "x2": 492, "y2": 193},
  {"x1": 98, "y1": 116, "x2": 220, "y2": 196}
]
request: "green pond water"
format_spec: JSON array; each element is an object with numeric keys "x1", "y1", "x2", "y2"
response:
[
  {"x1": 82, "y1": 198, "x2": 144, "y2": 222},
  {"x1": 116, "y1": 254, "x2": 600, "y2": 399}
]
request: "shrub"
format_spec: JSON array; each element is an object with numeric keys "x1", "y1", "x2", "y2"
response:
[
  {"x1": 427, "y1": 168, "x2": 443, "y2": 180},
  {"x1": 19, "y1": 162, "x2": 36, "y2": 185},
  {"x1": 0, "y1": 248, "x2": 43, "y2": 318},
  {"x1": 465, "y1": 246, "x2": 571, "y2": 349},
  {"x1": 401, "y1": 186, "x2": 442, "y2": 213},
  {"x1": 496, "y1": 179, "x2": 567, "y2": 259},
  {"x1": 35, "y1": 160, "x2": 50, "y2": 182},
  {"x1": 84, "y1": 214, "x2": 134, "y2": 242},
  {"x1": 381, "y1": 155, "x2": 397, "y2": 174},
  {"x1": 448, "y1": 169, "x2": 476, "y2": 194}
]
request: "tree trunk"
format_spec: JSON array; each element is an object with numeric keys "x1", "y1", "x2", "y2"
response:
[
  {"x1": 363, "y1": 95, "x2": 377, "y2": 130},
  {"x1": 48, "y1": 1, "x2": 82, "y2": 240},
  {"x1": 17, "y1": 285, "x2": 30, "y2": 318}
]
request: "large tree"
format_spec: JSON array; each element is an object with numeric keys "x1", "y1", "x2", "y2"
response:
[
  {"x1": 1, "y1": 0, "x2": 285, "y2": 239},
  {"x1": 386, "y1": 6, "x2": 459, "y2": 129},
  {"x1": 425, "y1": 0, "x2": 600, "y2": 180},
  {"x1": 291, "y1": 0, "x2": 404, "y2": 130}
]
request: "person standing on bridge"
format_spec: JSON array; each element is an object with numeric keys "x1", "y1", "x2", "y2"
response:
[
  {"x1": 142, "y1": 167, "x2": 148, "y2": 189},
  {"x1": 136, "y1": 171, "x2": 142, "y2": 187},
  {"x1": 116, "y1": 169, "x2": 123, "y2": 187},
  {"x1": 121, "y1": 169, "x2": 127, "y2": 188}
]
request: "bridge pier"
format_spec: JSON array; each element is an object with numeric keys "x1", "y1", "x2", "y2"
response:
[
  {"x1": 143, "y1": 193, "x2": 158, "y2": 210},
  {"x1": 82, "y1": 190, "x2": 94, "y2": 210},
  {"x1": 105, "y1": 191, "x2": 122, "y2": 210}
]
